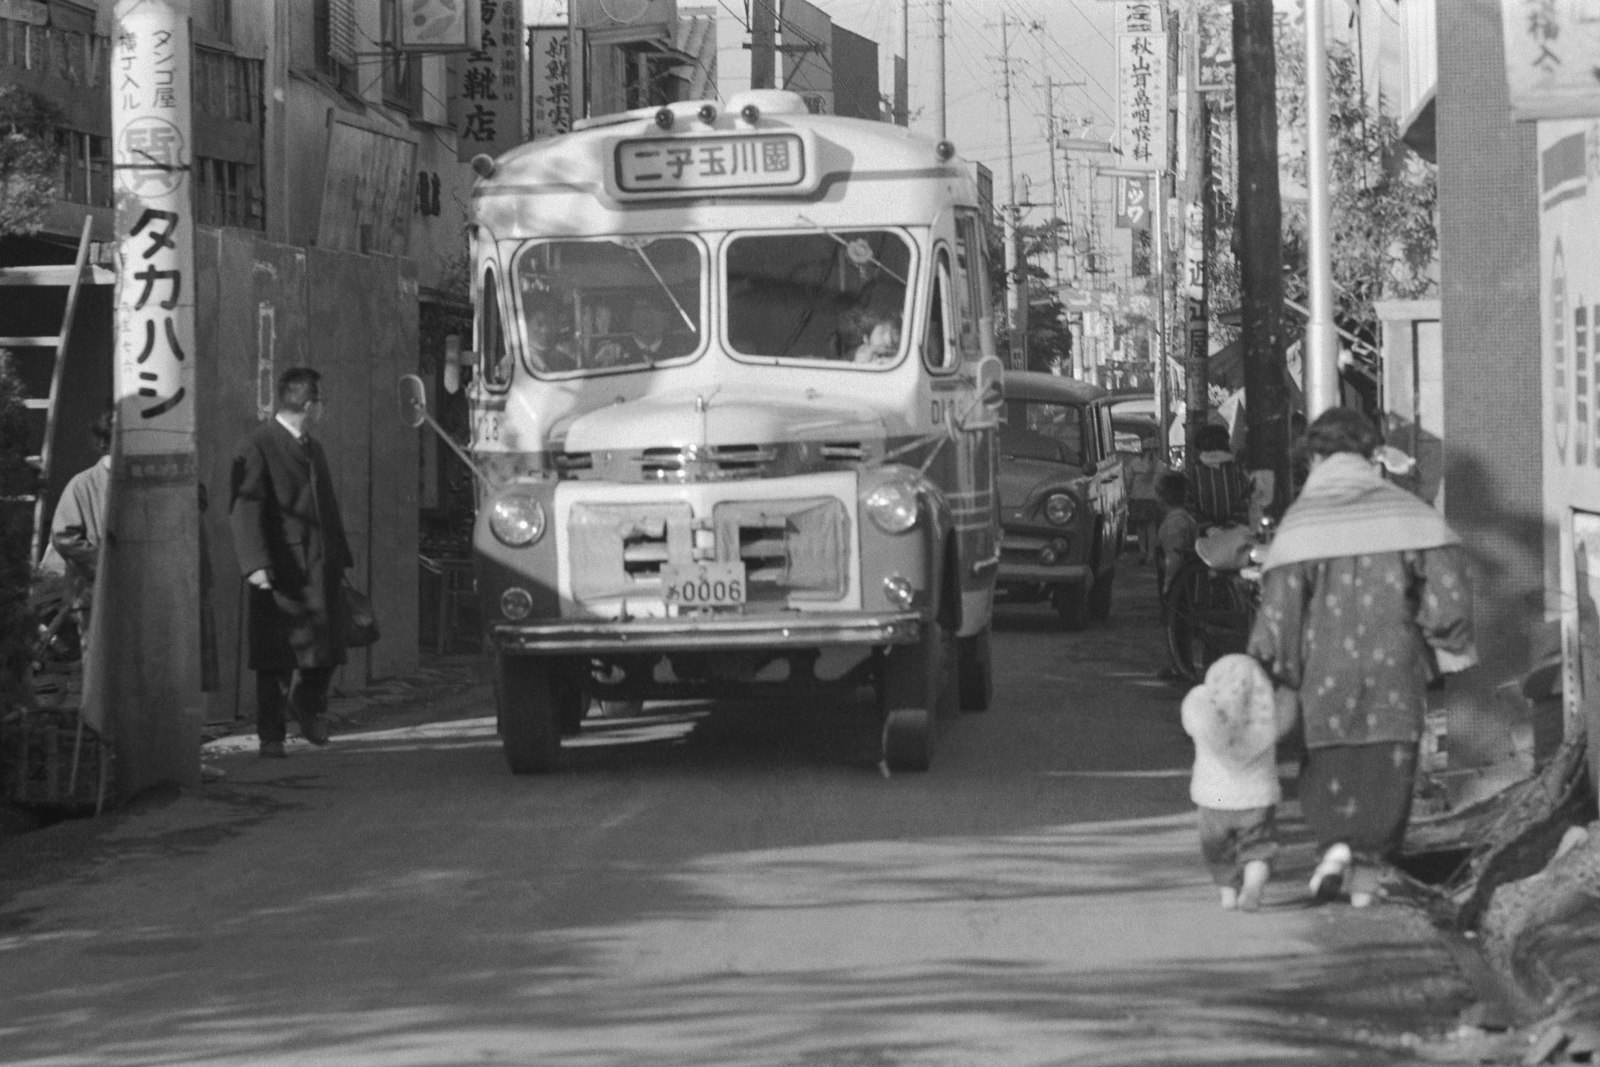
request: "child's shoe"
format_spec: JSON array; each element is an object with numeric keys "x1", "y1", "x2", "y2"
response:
[
  {"x1": 1309, "y1": 842, "x2": 1351, "y2": 901},
  {"x1": 1219, "y1": 886, "x2": 1239, "y2": 910},
  {"x1": 1238, "y1": 860, "x2": 1270, "y2": 912}
]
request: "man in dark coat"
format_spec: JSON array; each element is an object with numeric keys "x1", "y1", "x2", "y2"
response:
[{"x1": 229, "y1": 367, "x2": 353, "y2": 758}]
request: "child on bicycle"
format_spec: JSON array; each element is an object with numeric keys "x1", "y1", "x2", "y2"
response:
[{"x1": 1182, "y1": 653, "x2": 1296, "y2": 911}]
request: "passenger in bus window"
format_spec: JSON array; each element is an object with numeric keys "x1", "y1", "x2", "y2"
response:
[
  {"x1": 852, "y1": 313, "x2": 901, "y2": 364},
  {"x1": 524, "y1": 298, "x2": 578, "y2": 374}
]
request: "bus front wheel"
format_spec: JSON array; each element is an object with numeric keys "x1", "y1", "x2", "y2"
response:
[{"x1": 497, "y1": 653, "x2": 574, "y2": 774}]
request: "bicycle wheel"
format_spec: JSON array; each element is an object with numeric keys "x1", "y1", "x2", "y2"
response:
[{"x1": 1164, "y1": 559, "x2": 1253, "y2": 683}]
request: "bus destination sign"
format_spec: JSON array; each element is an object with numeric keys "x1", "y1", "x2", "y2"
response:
[{"x1": 614, "y1": 134, "x2": 806, "y2": 194}]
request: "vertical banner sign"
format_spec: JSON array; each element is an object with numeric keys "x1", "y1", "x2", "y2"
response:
[
  {"x1": 451, "y1": 0, "x2": 523, "y2": 161},
  {"x1": 1502, "y1": 0, "x2": 1600, "y2": 121},
  {"x1": 1115, "y1": 176, "x2": 1152, "y2": 230},
  {"x1": 1197, "y1": 0, "x2": 1232, "y2": 93},
  {"x1": 101, "y1": 0, "x2": 202, "y2": 796},
  {"x1": 1116, "y1": 1, "x2": 1168, "y2": 172},
  {"x1": 528, "y1": 25, "x2": 572, "y2": 140},
  {"x1": 1537, "y1": 119, "x2": 1600, "y2": 789}
]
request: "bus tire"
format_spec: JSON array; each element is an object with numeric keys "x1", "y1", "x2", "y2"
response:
[
  {"x1": 958, "y1": 625, "x2": 993, "y2": 712},
  {"x1": 497, "y1": 653, "x2": 566, "y2": 774},
  {"x1": 880, "y1": 614, "x2": 956, "y2": 769}
]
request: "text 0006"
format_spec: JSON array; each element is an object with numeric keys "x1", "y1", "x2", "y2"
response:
[{"x1": 661, "y1": 561, "x2": 747, "y2": 607}]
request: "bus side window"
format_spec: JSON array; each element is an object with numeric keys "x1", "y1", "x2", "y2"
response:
[
  {"x1": 480, "y1": 270, "x2": 511, "y2": 388},
  {"x1": 954, "y1": 212, "x2": 985, "y2": 357},
  {"x1": 922, "y1": 250, "x2": 958, "y2": 372}
]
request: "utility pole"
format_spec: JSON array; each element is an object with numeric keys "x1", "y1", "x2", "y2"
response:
[
  {"x1": 1182, "y1": 8, "x2": 1212, "y2": 454},
  {"x1": 1303, "y1": 0, "x2": 1340, "y2": 419},
  {"x1": 94, "y1": 0, "x2": 203, "y2": 800},
  {"x1": 898, "y1": 0, "x2": 909, "y2": 126},
  {"x1": 1000, "y1": 13, "x2": 1025, "y2": 370},
  {"x1": 750, "y1": 0, "x2": 776, "y2": 90},
  {"x1": 1232, "y1": 0, "x2": 1291, "y2": 513},
  {"x1": 1045, "y1": 79, "x2": 1061, "y2": 286},
  {"x1": 935, "y1": 0, "x2": 947, "y2": 140}
]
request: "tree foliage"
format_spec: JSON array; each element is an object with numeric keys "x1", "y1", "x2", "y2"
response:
[
  {"x1": 1274, "y1": 34, "x2": 1438, "y2": 326},
  {"x1": 1204, "y1": 27, "x2": 1437, "y2": 351},
  {"x1": 0, "y1": 85, "x2": 62, "y2": 238}
]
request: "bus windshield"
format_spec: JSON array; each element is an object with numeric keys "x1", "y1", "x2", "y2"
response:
[
  {"x1": 512, "y1": 236, "x2": 704, "y2": 376},
  {"x1": 726, "y1": 229, "x2": 913, "y2": 366}
]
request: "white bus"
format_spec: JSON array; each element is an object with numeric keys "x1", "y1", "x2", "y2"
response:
[{"x1": 402, "y1": 90, "x2": 1004, "y2": 773}]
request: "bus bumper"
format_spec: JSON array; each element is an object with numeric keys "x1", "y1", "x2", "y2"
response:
[{"x1": 490, "y1": 611, "x2": 924, "y2": 655}]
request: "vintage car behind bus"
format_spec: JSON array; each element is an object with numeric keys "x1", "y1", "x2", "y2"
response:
[
  {"x1": 404, "y1": 90, "x2": 1005, "y2": 774},
  {"x1": 996, "y1": 372, "x2": 1127, "y2": 629}
]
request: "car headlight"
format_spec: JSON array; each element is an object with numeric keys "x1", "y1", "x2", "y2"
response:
[
  {"x1": 865, "y1": 478, "x2": 920, "y2": 534},
  {"x1": 489, "y1": 491, "x2": 546, "y2": 546},
  {"x1": 1043, "y1": 492, "x2": 1077, "y2": 526}
]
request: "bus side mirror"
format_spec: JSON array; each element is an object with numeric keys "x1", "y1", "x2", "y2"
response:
[{"x1": 398, "y1": 374, "x2": 428, "y2": 429}]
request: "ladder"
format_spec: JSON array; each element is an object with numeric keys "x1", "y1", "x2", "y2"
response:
[{"x1": 0, "y1": 216, "x2": 113, "y2": 563}]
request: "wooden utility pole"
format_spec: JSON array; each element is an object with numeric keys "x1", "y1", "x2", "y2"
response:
[
  {"x1": 750, "y1": 0, "x2": 777, "y2": 90},
  {"x1": 1230, "y1": 0, "x2": 1290, "y2": 512},
  {"x1": 1000, "y1": 13, "x2": 1025, "y2": 370},
  {"x1": 1182, "y1": 13, "x2": 1212, "y2": 454},
  {"x1": 93, "y1": 0, "x2": 203, "y2": 800}
]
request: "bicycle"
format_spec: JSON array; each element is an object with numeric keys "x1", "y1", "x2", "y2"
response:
[{"x1": 1164, "y1": 518, "x2": 1273, "y2": 684}]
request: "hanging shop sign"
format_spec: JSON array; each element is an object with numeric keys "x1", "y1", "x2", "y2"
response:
[
  {"x1": 529, "y1": 25, "x2": 572, "y2": 140},
  {"x1": 398, "y1": 0, "x2": 477, "y2": 52},
  {"x1": 1502, "y1": 0, "x2": 1600, "y2": 121},
  {"x1": 449, "y1": 0, "x2": 523, "y2": 160},
  {"x1": 1115, "y1": 1, "x2": 1168, "y2": 172}
]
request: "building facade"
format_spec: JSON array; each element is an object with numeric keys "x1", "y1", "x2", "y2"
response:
[{"x1": 0, "y1": 0, "x2": 497, "y2": 719}]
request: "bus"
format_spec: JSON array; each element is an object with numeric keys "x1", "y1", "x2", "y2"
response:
[{"x1": 400, "y1": 90, "x2": 1004, "y2": 774}]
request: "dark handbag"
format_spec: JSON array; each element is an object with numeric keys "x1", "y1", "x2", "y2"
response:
[{"x1": 340, "y1": 580, "x2": 380, "y2": 648}]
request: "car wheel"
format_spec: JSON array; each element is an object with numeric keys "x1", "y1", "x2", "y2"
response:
[
  {"x1": 1054, "y1": 580, "x2": 1091, "y2": 631},
  {"x1": 1089, "y1": 565, "x2": 1116, "y2": 622}
]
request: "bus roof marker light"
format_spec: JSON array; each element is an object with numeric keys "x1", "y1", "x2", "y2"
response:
[
  {"x1": 654, "y1": 107, "x2": 674, "y2": 130},
  {"x1": 935, "y1": 141, "x2": 955, "y2": 162},
  {"x1": 740, "y1": 103, "x2": 760, "y2": 125},
  {"x1": 698, "y1": 104, "x2": 718, "y2": 124},
  {"x1": 471, "y1": 154, "x2": 496, "y2": 179}
]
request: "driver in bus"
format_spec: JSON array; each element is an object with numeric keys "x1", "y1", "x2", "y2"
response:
[{"x1": 852, "y1": 313, "x2": 901, "y2": 364}]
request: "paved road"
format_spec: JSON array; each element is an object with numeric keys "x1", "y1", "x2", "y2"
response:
[{"x1": 0, "y1": 562, "x2": 1476, "y2": 1066}]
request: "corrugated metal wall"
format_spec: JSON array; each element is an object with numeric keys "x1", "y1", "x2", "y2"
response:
[{"x1": 196, "y1": 227, "x2": 420, "y2": 724}]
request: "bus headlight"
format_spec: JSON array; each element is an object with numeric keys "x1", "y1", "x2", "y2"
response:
[
  {"x1": 1043, "y1": 493, "x2": 1077, "y2": 526},
  {"x1": 865, "y1": 478, "x2": 920, "y2": 534},
  {"x1": 489, "y1": 491, "x2": 546, "y2": 547}
]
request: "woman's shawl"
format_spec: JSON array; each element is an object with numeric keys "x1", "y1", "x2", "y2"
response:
[{"x1": 1260, "y1": 452, "x2": 1459, "y2": 572}]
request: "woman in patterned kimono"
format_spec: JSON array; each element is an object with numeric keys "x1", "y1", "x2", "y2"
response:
[{"x1": 1247, "y1": 408, "x2": 1477, "y2": 907}]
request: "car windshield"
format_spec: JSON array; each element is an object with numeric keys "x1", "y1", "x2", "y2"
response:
[
  {"x1": 512, "y1": 236, "x2": 703, "y2": 376},
  {"x1": 1000, "y1": 398, "x2": 1086, "y2": 467},
  {"x1": 725, "y1": 229, "x2": 913, "y2": 366}
]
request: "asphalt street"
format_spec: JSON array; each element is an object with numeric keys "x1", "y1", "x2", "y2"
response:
[{"x1": 0, "y1": 562, "x2": 1485, "y2": 1066}]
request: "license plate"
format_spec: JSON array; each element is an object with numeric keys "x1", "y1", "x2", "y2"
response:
[{"x1": 661, "y1": 561, "x2": 747, "y2": 607}]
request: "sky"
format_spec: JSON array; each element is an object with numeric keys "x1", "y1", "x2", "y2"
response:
[{"x1": 527, "y1": 0, "x2": 1127, "y2": 284}]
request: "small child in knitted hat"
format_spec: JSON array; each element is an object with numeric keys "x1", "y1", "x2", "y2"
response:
[{"x1": 1181, "y1": 654, "x2": 1297, "y2": 910}]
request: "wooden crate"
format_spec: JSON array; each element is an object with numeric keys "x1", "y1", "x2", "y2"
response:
[{"x1": 1, "y1": 707, "x2": 111, "y2": 813}]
